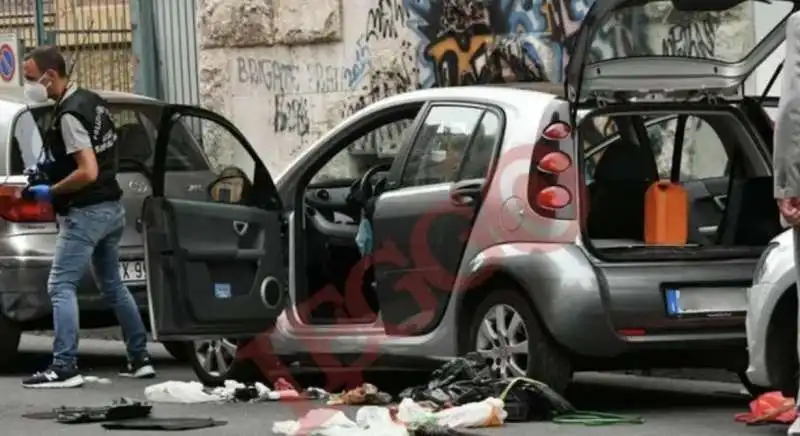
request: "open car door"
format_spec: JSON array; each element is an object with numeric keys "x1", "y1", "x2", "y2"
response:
[
  {"x1": 565, "y1": 0, "x2": 799, "y2": 107},
  {"x1": 143, "y1": 104, "x2": 287, "y2": 341}
]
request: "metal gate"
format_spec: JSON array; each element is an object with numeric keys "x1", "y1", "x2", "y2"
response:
[
  {"x1": 0, "y1": 0, "x2": 133, "y2": 91},
  {"x1": 152, "y1": 0, "x2": 199, "y2": 104}
]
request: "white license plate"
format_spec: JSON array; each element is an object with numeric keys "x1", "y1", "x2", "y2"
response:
[
  {"x1": 119, "y1": 260, "x2": 146, "y2": 283},
  {"x1": 665, "y1": 287, "x2": 747, "y2": 317}
]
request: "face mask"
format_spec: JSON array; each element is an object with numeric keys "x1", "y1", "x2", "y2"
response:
[{"x1": 24, "y1": 75, "x2": 50, "y2": 103}]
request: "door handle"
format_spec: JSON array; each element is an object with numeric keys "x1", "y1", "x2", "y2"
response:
[
  {"x1": 712, "y1": 195, "x2": 727, "y2": 210},
  {"x1": 449, "y1": 180, "x2": 485, "y2": 206}
]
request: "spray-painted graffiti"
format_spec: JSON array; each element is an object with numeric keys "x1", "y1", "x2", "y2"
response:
[
  {"x1": 404, "y1": 0, "x2": 595, "y2": 87},
  {"x1": 365, "y1": 0, "x2": 408, "y2": 41},
  {"x1": 660, "y1": 16, "x2": 718, "y2": 58},
  {"x1": 273, "y1": 95, "x2": 311, "y2": 137}
]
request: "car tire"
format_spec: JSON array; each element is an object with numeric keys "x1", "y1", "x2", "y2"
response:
[
  {"x1": 187, "y1": 338, "x2": 255, "y2": 387},
  {"x1": 161, "y1": 341, "x2": 191, "y2": 362},
  {"x1": 464, "y1": 288, "x2": 573, "y2": 394},
  {"x1": 0, "y1": 315, "x2": 21, "y2": 371}
]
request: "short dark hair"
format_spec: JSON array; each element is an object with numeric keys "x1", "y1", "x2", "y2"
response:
[{"x1": 25, "y1": 45, "x2": 67, "y2": 77}]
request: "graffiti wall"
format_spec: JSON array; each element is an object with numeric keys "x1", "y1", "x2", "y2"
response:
[{"x1": 197, "y1": 0, "x2": 755, "y2": 175}]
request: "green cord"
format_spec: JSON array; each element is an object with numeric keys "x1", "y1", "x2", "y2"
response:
[{"x1": 498, "y1": 377, "x2": 645, "y2": 426}]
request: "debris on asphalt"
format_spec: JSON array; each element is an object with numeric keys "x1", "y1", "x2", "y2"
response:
[
  {"x1": 23, "y1": 397, "x2": 152, "y2": 423},
  {"x1": 23, "y1": 397, "x2": 226, "y2": 431},
  {"x1": 102, "y1": 417, "x2": 227, "y2": 430},
  {"x1": 144, "y1": 381, "x2": 222, "y2": 403},
  {"x1": 272, "y1": 397, "x2": 505, "y2": 436},
  {"x1": 398, "y1": 353, "x2": 644, "y2": 425},
  {"x1": 84, "y1": 375, "x2": 112, "y2": 384},
  {"x1": 734, "y1": 391, "x2": 796, "y2": 425},
  {"x1": 327, "y1": 382, "x2": 392, "y2": 405},
  {"x1": 143, "y1": 378, "x2": 330, "y2": 404}
]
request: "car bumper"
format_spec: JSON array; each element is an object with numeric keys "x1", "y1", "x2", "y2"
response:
[
  {"x1": 746, "y1": 281, "x2": 779, "y2": 387},
  {"x1": 0, "y1": 255, "x2": 148, "y2": 322}
]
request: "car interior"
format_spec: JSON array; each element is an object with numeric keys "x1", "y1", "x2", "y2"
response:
[
  {"x1": 296, "y1": 109, "x2": 420, "y2": 325},
  {"x1": 580, "y1": 106, "x2": 782, "y2": 262}
]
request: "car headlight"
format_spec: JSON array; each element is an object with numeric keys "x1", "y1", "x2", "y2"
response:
[{"x1": 752, "y1": 241, "x2": 781, "y2": 285}]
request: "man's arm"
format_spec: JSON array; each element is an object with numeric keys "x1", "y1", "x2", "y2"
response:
[{"x1": 49, "y1": 114, "x2": 98, "y2": 196}]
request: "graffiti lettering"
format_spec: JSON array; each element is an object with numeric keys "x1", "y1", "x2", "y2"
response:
[
  {"x1": 660, "y1": 18, "x2": 717, "y2": 58},
  {"x1": 365, "y1": 0, "x2": 407, "y2": 41},
  {"x1": 236, "y1": 57, "x2": 300, "y2": 93},
  {"x1": 341, "y1": 36, "x2": 372, "y2": 90},
  {"x1": 273, "y1": 95, "x2": 310, "y2": 136}
]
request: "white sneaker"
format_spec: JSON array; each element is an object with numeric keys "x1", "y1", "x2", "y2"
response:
[{"x1": 787, "y1": 417, "x2": 800, "y2": 435}]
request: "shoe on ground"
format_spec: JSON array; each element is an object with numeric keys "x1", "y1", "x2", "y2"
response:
[
  {"x1": 22, "y1": 366, "x2": 84, "y2": 389},
  {"x1": 119, "y1": 357, "x2": 156, "y2": 379}
]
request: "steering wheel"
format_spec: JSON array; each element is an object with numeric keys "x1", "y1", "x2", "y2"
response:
[{"x1": 348, "y1": 162, "x2": 392, "y2": 205}]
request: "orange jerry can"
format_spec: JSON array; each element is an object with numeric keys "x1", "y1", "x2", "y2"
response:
[{"x1": 644, "y1": 180, "x2": 688, "y2": 245}]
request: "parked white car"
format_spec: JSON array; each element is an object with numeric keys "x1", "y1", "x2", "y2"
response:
[{"x1": 745, "y1": 227, "x2": 797, "y2": 396}]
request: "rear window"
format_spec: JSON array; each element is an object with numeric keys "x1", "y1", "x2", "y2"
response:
[
  {"x1": 589, "y1": 0, "x2": 793, "y2": 64},
  {"x1": 10, "y1": 103, "x2": 210, "y2": 175}
]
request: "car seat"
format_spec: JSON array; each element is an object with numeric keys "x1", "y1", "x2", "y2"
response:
[
  {"x1": 716, "y1": 176, "x2": 782, "y2": 246},
  {"x1": 587, "y1": 140, "x2": 658, "y2": 240},
  {"x1": 116, "y1": 123, "x2": 152, "y2": 163}
]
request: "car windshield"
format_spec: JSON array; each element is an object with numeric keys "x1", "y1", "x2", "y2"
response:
[
  {"x1": 587, "y1": 0, "x2": 793, "y2": 64},
  {"x1": 11, "y1": 102, "x2": 210, "y2": 175}
]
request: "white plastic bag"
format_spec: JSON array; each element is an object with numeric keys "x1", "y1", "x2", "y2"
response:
[
  {"x1": 395, "y1": 398, "x2": 435, "y2": 426},
  {"x1": 272, "y1": 409, "x2": 357, "y2": 436},
  {"x1": 355, "y1": 406, "x2": 408, "y2": 435},
  {"x1": 144, "y1": 381, "x2": 222, "y2": 404},
  {"x1": 433, "y1": 397, "x2": 507, "y2": 428}
]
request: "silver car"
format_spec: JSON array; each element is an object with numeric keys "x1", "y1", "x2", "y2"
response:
[
  {"x1": 745, "y1": 228, "x2": 797, "y2": 397},
  {"x1": 0, "y1": 87, "x2": 212, "y2": 367},
  {"x1": 139, "y1": 0, "x2": 796, "y2": 392}
]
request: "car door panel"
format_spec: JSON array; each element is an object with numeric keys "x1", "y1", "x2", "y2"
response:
[
  {"x1": 144, "y1": 105, "x2": 287, "y2": 341},
  {"x1": 683, "y1": 177, "x2": 728, "y2": 243}
]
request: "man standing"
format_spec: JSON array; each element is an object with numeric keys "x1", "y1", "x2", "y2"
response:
[
  {"x1": 775, "y1": 12, "x2": 800, "y2": 436},
  {"x1": 19, "y1": 46, "x2": 154, "y2": 388}
]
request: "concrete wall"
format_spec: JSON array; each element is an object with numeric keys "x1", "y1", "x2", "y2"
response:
[{"x1": 196, "y1": 0, "x2": 757, "y2": 176}]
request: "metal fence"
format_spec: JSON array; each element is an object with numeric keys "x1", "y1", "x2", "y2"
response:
[
  {"x1": 0, "y1": 0, "x2": 133, "y2": 91},
  {"x1": 153, "y1": 0, "x2": 199, "y2": 105}
]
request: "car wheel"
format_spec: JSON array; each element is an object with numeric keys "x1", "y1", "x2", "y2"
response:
[
  {"x1": 188, "y1": 339, "x2": 241, "y2": 387},
  {"x1": 0, "y1": 315, "x2": 21, "y2": 371},
  {"x1": 737, "y1": 370, "x2": 769, "y2": 398},
  {"x1": 465, "y1": 288, "x2": 573, "y2": 394},
  {"x1": 161, "y1": 341, "x2": 190, "y2": 362}
]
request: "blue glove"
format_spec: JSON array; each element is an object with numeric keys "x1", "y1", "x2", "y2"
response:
[{"x1": 23, "y1": 185, "x2": 52, "y2": 202}]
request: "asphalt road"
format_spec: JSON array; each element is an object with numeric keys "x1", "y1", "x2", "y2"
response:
[{"x1": 0, "y1": 334, "x2": 791, "y2": 436}]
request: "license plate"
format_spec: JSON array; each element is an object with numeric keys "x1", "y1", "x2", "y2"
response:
[
  {"x1": 119, "y1": 260, "x2": 146, "y2": 283},
  {"x1": 664, "y1": 287, "x2": 747, "y2": 318}
]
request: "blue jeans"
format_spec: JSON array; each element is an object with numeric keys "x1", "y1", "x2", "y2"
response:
[{"x1": 49, "y1": 200, "x2": 149, "y2": 370}]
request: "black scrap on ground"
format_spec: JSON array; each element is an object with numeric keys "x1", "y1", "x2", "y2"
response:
[{"x1": 22, "y1": 397, "x2": 226, "y2": 431}]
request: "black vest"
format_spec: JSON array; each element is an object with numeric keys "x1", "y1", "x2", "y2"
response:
[{"x1": 42, "y1": 87, "x2": 122, "y2": 215}]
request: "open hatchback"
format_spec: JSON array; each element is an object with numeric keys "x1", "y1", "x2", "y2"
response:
[{"x1": 566, "y1": 0, "x2": 798, "y2": 106}]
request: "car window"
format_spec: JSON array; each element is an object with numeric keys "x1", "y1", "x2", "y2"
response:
[
  {"x1": 457, "y1": 111, "x2": 501, "y2": 180},
  {"x1": 401, "y1": 106, "x2": 484, "y2": 187},
  {"x1": 165, "y1": 114, "x2": 262, "y2": 206},
  {"x1": 311, "y1": 118, "x2": 412, "y2": 185},
  {"x1": 647, "y1": 116, "x2": 728, "y2": 181},
  {"x1": 10, "y1": 103, "x2": 210, "y2": 175}
]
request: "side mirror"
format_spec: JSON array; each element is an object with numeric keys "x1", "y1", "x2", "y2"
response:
[{"x1": 208, "y1": 174, "x2": 251, "y2": 203}]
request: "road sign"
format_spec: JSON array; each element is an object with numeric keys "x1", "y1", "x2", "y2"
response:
[{"x1": 0, "y1": 34, "x2": 22, "y2": 88}]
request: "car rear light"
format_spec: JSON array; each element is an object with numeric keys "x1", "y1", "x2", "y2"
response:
[
  {"x1": 542, "y1": 121, "x2": 571, "y2": 140},
  {"x1": 528, "y1": 120, "x2": 576, "y2": 220},
  {"x1": 537, "y1": 151, "x2": 571, "y2": 173},
  {"x1": 0, "y1": 185, "x2": 54, "y2": 222},
  {"x1": 536, "y1": 185, "x2": 571, "y2": 209}
]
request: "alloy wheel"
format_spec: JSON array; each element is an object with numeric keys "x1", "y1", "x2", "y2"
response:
[
  {"x1": 193, "y1": 339, "x2": 237, "y2": 377},
  {"x1": 475, "y1": 304, "x2": 529, "y2": 378}
]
